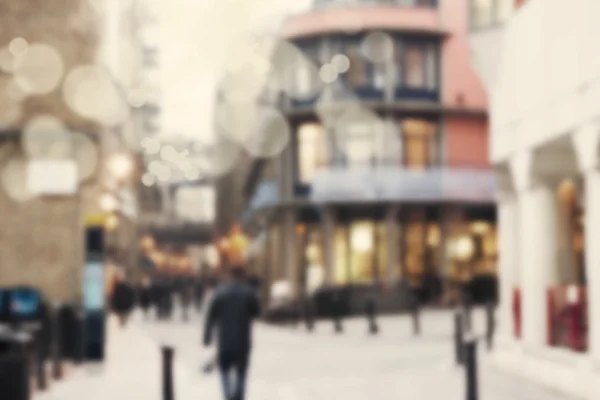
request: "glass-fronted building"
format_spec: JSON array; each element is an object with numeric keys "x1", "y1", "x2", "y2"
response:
[{"x1": 240, "y1": 0, "x2": 496, "y2": 311}]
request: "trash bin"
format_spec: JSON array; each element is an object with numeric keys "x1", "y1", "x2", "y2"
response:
[{"x1": 0, "y1": 327, "x2": 33, "y2": 400}]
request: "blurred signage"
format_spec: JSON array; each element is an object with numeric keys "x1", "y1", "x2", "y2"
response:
[
  {"x1": 83, "y1": 261, "x2": 105, "y2": 311},
  {"x1": 174, "y1": 185, "x2": 215, "y2": 222},
  {"x1": 27, "y1": 160, "x2": 78, "y2": 195},
  {"x1": 9, "y1": 289, "x2": 40, "y2": 318}
]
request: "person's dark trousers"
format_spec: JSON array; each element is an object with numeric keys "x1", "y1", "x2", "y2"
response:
[{"x1": 218, "y1": 351, "x2": 249, "y2": 400}]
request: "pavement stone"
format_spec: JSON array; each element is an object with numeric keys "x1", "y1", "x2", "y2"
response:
[{"x1": 31, "y1": 308, "x2": 578, "y2": 400}]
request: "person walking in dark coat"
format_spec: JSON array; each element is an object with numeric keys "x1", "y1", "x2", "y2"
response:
[
  {"x1": 110, "y1": 271, "x2": 136, "y2": 327},
  {"x1": 203, "y1": 266, "x2": 261, "y2": 400}
]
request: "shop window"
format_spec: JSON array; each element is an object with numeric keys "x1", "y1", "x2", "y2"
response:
[
  {"x1": 333, "y1": 226, "x2": 349, "y2": 284},
  {"x1": 298, "y1": 122, "x2": 328, "y2": 183},
  {"x1": 304, "y1": 228, "x2": 325, "y2": 295},
  {"x1": 349, "y1": 221, "x2": 376, "y2": 284},
  {"x1": 376, "y1": 223, "x2": 388, "y2": 281},
  {"x1": 400, "y1": 119, "x2": 438, "y2": 168}
]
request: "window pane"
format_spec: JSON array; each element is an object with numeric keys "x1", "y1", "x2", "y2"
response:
[
  {"x1": 425, "y1": 44, "x2": 437, "y2": 90},
  {"x1": 471, "y1": 0, "x2": 494, "y2": 28},
  {"x1": 344, "y1": 121, "x2": 374, "y2": 164},
  {"x1": 333, "y1": 226, "x2": 349, "y2": 284},
  {"x1": 298, "y1": 123, "x2": 327, "y2": 183},
  {"x1": 404, "y1": 44, "x2": 425, "y2": 88},
  {"x1": 350, "y1": 221, "x2": 375, "y2": 284},
  {"x1": 345, "y1": 44, "x2": 367, "y2": 87},
  {"x1": 401, "y1": 119, "x2": 437, "y2": 168}
]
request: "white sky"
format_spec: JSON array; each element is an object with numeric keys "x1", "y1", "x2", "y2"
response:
[{"x1": 156, "y1": 0, "x2": 314, "y2": 143}]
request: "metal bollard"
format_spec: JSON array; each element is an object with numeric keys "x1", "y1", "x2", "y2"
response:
[
  {"x1": 35, "y1": 333, "x2": 47, "y2": 391},
  {"x1": 464, "y1": 336, "x2": 478, "y2": 400},
  {"x1": 333, "y1": 297, "x2": 343, "y2": 334},
  {"x1": 485, "y1": 302, "x2": 495, "y2": 351},
  {"x1": 162, "y1": 346, "x2": 175, "y2": 400},
  {"x1": 365, "y1": 299, "x2": 379, "y2": 335},
  {"x1": 454, "y1": 311, "x2": 465, "y2": 365},
  {"x1": 51, "y1": 307, "x2": 63, "y2": 380},
  {"x1": 411, "y1": 303, "x2": 420, "y2": 336},
  {"x1": 304, "y1": 300, "x2": 314, "y2": 332}
]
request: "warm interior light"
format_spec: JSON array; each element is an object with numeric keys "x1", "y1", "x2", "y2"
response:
[
  {"x1": 471, "y1": 221, "x2": 490, "y2": 235},
  {"x1": 351, "y1": 223, "x2": 373, "y2": 252},
  {"x1": 100, "y1": 193, "x2": 118, "y2": 212},
  {"x1": 108, "y1": 154, "x2": 134, "y2": 181},
  {"x1": 105, "y1": 214, "x2": 119, "y2": 231},
  {"x1": 454, "y1": 236, "x2": 474, "y2": 261}
]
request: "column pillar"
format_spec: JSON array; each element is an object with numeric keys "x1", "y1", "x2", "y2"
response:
[
  {"x1": 511, "y1": 152, "x2": 559, "y2": 347},
  {"x1": 519, "y1": 182, "x2": 559, "y2": 346},
  {"x1": 386, "y1": 206, "x2": 400, "y2": 284},
  {"x1": 321, "y1": 206, "x2": 335, "y2": 285},
  {"x1": 497, "y1": 191, "x2": 518, "y2": 340},
  {"x1": 573, "y1": 123, "x2": 600, "y2": 360}
]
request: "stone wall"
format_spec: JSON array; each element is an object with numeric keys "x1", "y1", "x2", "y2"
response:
[{"x1": 0, "y1": 0, "x2": 103, "y2": 303}]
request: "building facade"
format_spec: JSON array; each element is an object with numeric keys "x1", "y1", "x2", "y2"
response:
[
  {"x1": 469, "y1": 0, "x2": 600, "y2": 398},
  {"x1": 239, "y1": 0, "x2": 496, "y2": 310}
]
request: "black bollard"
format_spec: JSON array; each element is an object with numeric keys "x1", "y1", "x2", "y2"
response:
[
  {"x1": 411, "y1": 302, "x2": 420, "y2": 336},
  {"x1": 333, "y1": 294, "x2": 343, "y2": 334},
  {"x1": 454, "y1": 311, "x2": 465, "y2": 365},
  {"x1": 35, "y1": 333, "x2": 47, "y2": 391},
  {"x1": 464, "y1": 336, "x2": 478, "y2": 400},
  {"x1": 51, "y1": 307, "x2": 63, "y2": 380},
  {"x1": 162, "y1": 346, "x2": 175, "y2": 400},
  {"x1": 304, "y1": 300, "x2": 314, "y2": 332},
  {"x1": 365, "y1": 299, "x2": 379, "y2": 335},
  {"x1": 485, "y1": 302, "x2": 495, "y2": 351}
]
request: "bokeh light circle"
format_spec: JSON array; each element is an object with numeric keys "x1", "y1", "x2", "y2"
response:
[
  {"x1": 243, "y1": 108, "x2": 290, "y2": 158},
  {"x1": 13, "y1": 43, "x2": 65, "y2": 95},
  {"x1": 71, "y1": 132, "x2": 99, "y2": 182},
  {"x1": 63, "y1": 65, "x2": 128, "y2": 126},
  {"x1": 361, "y1": 32, "x2": 395, "y2": 64},
  {"x1": 22, "y1": 115, "x2": 71, "y2": 159},
  {"x1": 1, "y1": 156, "x2": 33, "y2": 202}
]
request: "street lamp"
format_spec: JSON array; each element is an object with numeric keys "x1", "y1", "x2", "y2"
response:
[
  {"x1": 100, "y1": 193, "x2": 119, "y2": 212},
  {"x1": 107, "y1": 153, "x2": 134, "y2": 182}
]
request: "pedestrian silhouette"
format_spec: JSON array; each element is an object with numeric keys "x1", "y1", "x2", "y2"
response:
[{"x1": 203, "y1": 266, "x2": 260, "y2": 400}]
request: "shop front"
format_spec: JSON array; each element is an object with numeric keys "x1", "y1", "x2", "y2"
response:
[{"x1": 256, "y1": 202, "x2": 496, "y2": 314}]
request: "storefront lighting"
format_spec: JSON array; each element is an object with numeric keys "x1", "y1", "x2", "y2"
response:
[
  {"x1": 107, "y1": 153, "x2": 134, "y2": 181},
  {"x1": 105, "y1": 214, "x2": 119, "y2": 231},
  {"x1": 351, "y1": 225, "x2": 373, "y2": 252},
  {"x1": 454, "y1": 236, "x2": 474, "y2": 261},
  {"x1": 140, "y1": 235, "x2": 155, "y2": 252},
  {"x1": 471, "y1": 221, "x2": 490, "y2": 235},
  {"x1": 100, "y1": 193, "x2": 118, "y2": 212}
]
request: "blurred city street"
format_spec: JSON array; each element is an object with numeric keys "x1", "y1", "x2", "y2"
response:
[{"x1": 33, "y1": 309, "x2": 574, "y2": 400}]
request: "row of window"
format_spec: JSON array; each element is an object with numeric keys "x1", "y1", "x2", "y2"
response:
[
  {"x1": 297, "y1": 119, "x2": 438, "y2": 183},
  {"x1": 284, "y1": 35, "x2": 439, "y2": 97}
]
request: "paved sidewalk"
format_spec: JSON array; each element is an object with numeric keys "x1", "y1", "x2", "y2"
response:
[
  {"x1": 35, "y1": 313, "x2": 200, "y2": 400},
  {"x1": 139, "y1": 308, "x2": 578, "y2": 400}
]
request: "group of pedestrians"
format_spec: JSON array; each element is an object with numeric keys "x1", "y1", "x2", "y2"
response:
[{"x1": 108, "y1": 265, "x2": 262, "y2": 400}]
